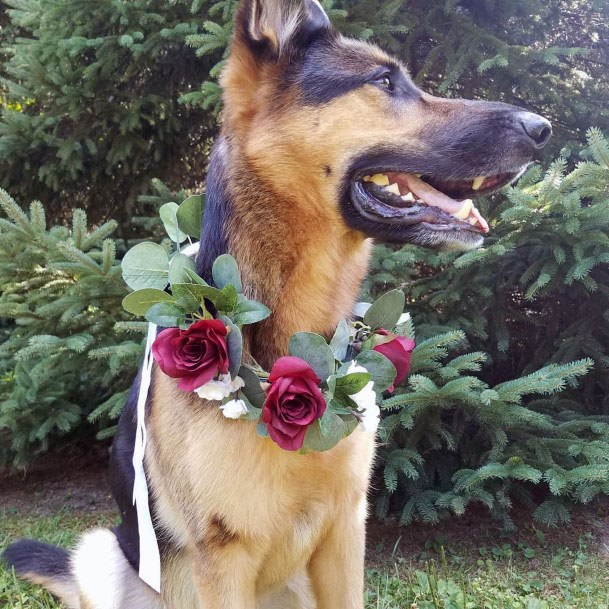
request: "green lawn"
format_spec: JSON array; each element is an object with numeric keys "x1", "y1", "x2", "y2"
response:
[{"x1": 2, "y1": 509, "x2": 609, "y2": 609}]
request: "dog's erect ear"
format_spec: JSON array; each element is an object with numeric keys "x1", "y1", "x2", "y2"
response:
[{"x1": 236, "y1": 0, "x2": 331, "y2": 57}]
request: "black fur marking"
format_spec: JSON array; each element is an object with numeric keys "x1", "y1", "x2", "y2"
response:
[
  {"x1": 323, "y1": 165, "x2": 332, "y2": 176},
  {"x1": 338, "y1": 99, "x2": 543, "y2": 244},
  {"x1": 2, "y1": 539, "x2": 71, "y2": 578},
  {"x1": 195, "y1": 138, "x2": 232, "y2": 282},
  {"x1": 110, "y1": 367, "x2": 143, "y2": 571},
  {"x1": 235, "y1": 0, "x2": 330, "y2": 60},
  {"x1": 299, "y1": 37, "x2": 420, "y2": 105}
]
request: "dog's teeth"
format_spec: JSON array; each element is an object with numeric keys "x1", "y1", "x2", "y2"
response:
[
  {"x1": 384, "y1": 183, "x2": 401, "y2": 196},
  {"x1": 369, "y1": 173, "x2": 389, "y2": 186},
  {"x1": 453, "y1": 199, "x2": 473, "y2": 220},
  {"x1": 472, "y1": 176, "x2": 485, "y2": 191},
  {"x1": 467, "y1": 217, "x2": 477, "y2": 225},
  {"x1": 362, "y1": 175, "x2": 371, "y2": 182},
  {"x1": 401, "y1": 192, "x2": 415, "y2": 202}
]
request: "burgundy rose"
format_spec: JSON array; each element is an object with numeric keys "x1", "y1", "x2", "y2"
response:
[
  {"x1": 152, "y1": 319, "x2": 229, "y2": 392},
  {"x1": 262, "y1": 356, "x2": 326, "y2": 451},
  {"x1": 373, "y1": 329, "x2": 415, "y2": 391}
]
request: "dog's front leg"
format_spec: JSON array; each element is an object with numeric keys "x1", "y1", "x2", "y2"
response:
[
  {"x1": 307, "y1": 497, "x2": 367, "y2": 609},
  {"x1": 189, "y1": 540, "x2": 258, "y2": 609}
]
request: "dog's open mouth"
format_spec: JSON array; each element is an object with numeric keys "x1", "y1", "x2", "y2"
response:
[{"x1": 349, "y1": 170, "x2": 521, "y2": 234}]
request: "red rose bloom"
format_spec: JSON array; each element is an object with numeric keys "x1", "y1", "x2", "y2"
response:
[
  {"x1": 373, "y1": 329, "x2": 415, "y2": 391},
  {"x1": 152, "y1": 319, "x2": 229, "y2": 392},
  {"x1": 262, "y1": 356, "x2": 326, "y2": 451}
]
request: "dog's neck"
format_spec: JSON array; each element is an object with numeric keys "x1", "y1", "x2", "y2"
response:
[{"x1": 197, "y1": 138, "x2": 371, "y2": 369}]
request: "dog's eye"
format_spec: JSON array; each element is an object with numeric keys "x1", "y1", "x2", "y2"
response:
[{"x1": 374, "y1": 74, "x2": 393, "y2": 91}]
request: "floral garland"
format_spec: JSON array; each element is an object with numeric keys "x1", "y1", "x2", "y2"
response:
[{"x1": 120, "y1": 196, "x2": 415, "y2": 452}]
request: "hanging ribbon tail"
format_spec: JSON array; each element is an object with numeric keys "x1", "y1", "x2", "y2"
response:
[{"x1": 132, "y1": 322, "x2": 161, "y2": 593}]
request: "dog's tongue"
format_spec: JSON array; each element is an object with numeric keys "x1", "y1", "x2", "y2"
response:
[{"x1": 387, "y1": 172, "x2": 489, "y2": 233}]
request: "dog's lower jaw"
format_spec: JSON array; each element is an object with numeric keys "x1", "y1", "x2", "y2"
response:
[{"x1": 145, "y1": 382, "x2": 374, "y2": 609}]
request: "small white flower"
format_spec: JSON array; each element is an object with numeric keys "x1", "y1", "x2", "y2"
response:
[
  {"x1": 346, "y1": 361, "x2": 379, "y2": 433},
  {"x1": 195, "y1": 374, "x2": 244, "y2": 401},
  {"x1": 220, "y1": 398, "x2": 249, "y2": 419}
]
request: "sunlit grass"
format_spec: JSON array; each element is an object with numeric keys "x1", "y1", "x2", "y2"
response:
[{"x1": 2, "y1": 510, "x2": 609, "y2": 608}]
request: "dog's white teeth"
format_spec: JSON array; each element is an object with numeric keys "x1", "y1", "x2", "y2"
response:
[
  {"x1": 472, "y1": 176, "x2": 485, "y2": 191},
  {"x1": 384, "y1": 183, "x2": 401, "y2": 196},
  {"x1": 401, "y1": 192, "x2": 415, "y2": 203},
  {"x1": 368, "y1": 173, "x2": 390, "y2": 186},
  {"x1": 453, "y1": 199, "x2": 473, "y2": 220},
  {"x1": 467, "y1": 217, "x2": 477, "y2": 225},
  {"x1": 362, "y1": 175, "x2": 371, "y2": 182}
]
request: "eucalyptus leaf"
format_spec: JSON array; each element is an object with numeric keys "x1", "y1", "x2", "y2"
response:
[
  {"x1": 176, "y1": 194, "x2": 204, "y2": 239},
  {"x1": 355, "y1": 350, "x2": 396, "y2": 394},
  {"x1": 288, "y1": 332, "x2": 335, "y2": 381},
  {"x1": 168, "y1": 253, "x2": 197, "y2": 286},
  {"x1": 257, "y1": 422, "x2": 269, "y2": 438},
  {"x1": 184, "y1": 268, "x2": 209, "y2": 286},
  {"x1": 329, "y1": 318, "x2": 350, "y2": 361},
  {"x1": 122, "y1": 288, "x2": 174, "y2": 316},
  {"x1": 159, "y1": 202, "x2": 188, "y2": 244},
  {"x1": 121, "y1": 242, "x2": 169, "y2": 291},
  {"x1": 340, "y1": 415, "x2": 359, "y2": 437},
  {"x1": 220, "y1": 315, "x2": 242, "y2": 377},
  {"x1": 363, "y1": 289, "x2": 405, "y2": 331},
  {"x1": 145, "y1": 302, "x2": 184, "y2": 327},
  {"x1": 233, "y1": 298, "x2": 271, "y2": 325},
  {"x1": 302, "y1": 415, "x2": 344, "y2": 452},
  {"x1": 239, "y1": 365, "x2": 266, "y2": 409},
  {"x1": 212, "y1": 254, "x2": 242, "y2": 292}
]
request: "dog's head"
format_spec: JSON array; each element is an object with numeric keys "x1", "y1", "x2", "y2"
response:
[{"x1": 221, "y1": 0, "x2": 551, "y2": 251}]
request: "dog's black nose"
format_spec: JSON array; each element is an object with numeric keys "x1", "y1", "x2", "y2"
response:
[{"x1": 518, "y1": 112, "x2": 552, "y2": 148}]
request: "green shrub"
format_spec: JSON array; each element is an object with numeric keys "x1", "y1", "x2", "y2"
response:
[{"x1": 369, "y1": 129, "x2": 609, "y2": 528}]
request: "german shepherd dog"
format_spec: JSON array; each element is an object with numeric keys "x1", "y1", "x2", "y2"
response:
[{"x1": 3, "y1": 0, "x2": 551, "y2": 606}]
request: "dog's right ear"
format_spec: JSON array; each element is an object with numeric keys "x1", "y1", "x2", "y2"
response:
[{"x1": 234, "y1": 0, "x2": 331, "y2": 58}]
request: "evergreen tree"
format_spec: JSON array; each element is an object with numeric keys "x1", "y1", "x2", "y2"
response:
[
  {"x1": 0, "y1": 189, "x2": 141, "y2": 465},
  {"x1": 0, "y1": 0, "x2": 219, "y2": 227}
]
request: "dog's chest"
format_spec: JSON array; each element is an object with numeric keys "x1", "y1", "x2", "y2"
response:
[{"x1": 147, "y1": 394, "x2": 375, "y2": 588}]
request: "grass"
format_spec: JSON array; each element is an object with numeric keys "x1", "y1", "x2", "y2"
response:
[{"x1": 2, "y1": 509, "x2": 609, "y2": 608}]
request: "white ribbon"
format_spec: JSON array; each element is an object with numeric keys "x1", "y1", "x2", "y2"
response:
[
  {"x1": 132, "y1": 322, "x2": 161, "y2": 592},
  {"x1": 131, "y1": 241, "x2": 200, "y2": 592}
]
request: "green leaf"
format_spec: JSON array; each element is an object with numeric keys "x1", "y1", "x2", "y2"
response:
[
  {"x1": 145, "y1": 302, "x2": 184, "y2": 327},
  {"x1": 257, "y1": 422, "x2": 269, "y2": 438},
  {"x1": 238, "y1": 393, "x2": 262, "y2": 421},
  {"x1": 122, "y1": 289, "x2": 174, "y2": 316},
  {"x1": 121, "y1": 242, "x2": 169, "y2": 291},
  {"x1": 239, "y1": 365, "x2": 266, "y2": 409},
  {"x1": 220, "y1": 315, "x2": 242, "y2": 377},
  {"x1": 363, "y1": 289, "x2": 405, "y2": 331},
  {"x1": 233, "y1": 297, "x2": 271, "y2": 325},
  {"x1": 176, "y1": 194, "x2": 204, "y2": 239},
  {"x1": 330, "y1": 319, "x2": 350, "y2": 361},
  {"x1": 302, "y1": 414, "x2": 344, "y2": 452},
  {"x1": 168, "y1": 253, "x2": 197, "y2": 286},
  {"x1": 355, "y1": 350, "x2": 396, "y2": 394},
  {"x1": 212, "y1": 254, "x2": 242, "y2": 292},
  {"x1": 218, "y1": 284, "x2": 238, "y2": 313},
  {"x1": 171, "y1": 283, "x2": 237, "y2": 313},
  {"x1": 160, "y1": 202, "x2": 188, "y2": 244},
  {"x1": 184, "y1": 268, "x2": 209, "y2": 286},
  {"x1": 335, "y1": 371, "x2": 371, "y2": 396},
  {"x1": 288, "y1": 332, "x2": 335, "y2": 381}
]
